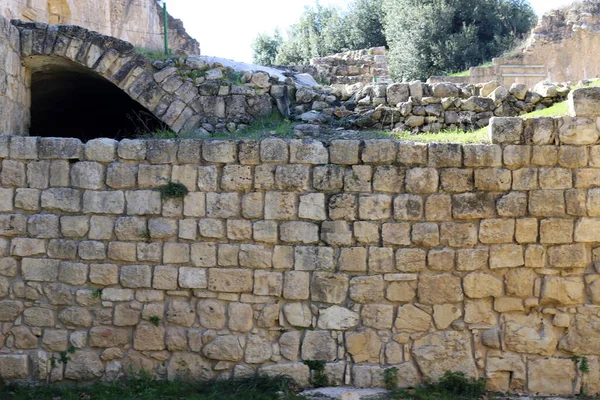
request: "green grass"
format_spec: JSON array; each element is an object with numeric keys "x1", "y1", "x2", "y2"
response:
[
  {"x1": 448, "y1": 61, "x2": 493, "y2": 77},
  {"x1": 0, "y1": 374, "x2": 305, "y2": 400},
  {"x1": 209, "y1": 112, "x2": 298, "y2": 140},
  {"x1": 135, "y1": 47, "x2": 174, "y2": 62},
  {"x1": 390, "y1": 371, "x2": 487, "y2": 400}
]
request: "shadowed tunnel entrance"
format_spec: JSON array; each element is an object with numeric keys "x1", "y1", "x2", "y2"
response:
[{"x1": 28, "y1": 56, "x2": 167, "y2": 141}]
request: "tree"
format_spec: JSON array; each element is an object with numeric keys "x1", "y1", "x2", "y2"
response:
[
  {"x1": 345, "y1": 0, "x2": 387, "y2": 50},
  {"x1": 383, "y1": 0, "x2": 537, "y2": 80},
  {"x1": 251, "y1": 0, "x2": 387, "y2": 66},
  {"x1": 251, "y1": 30, "x2": 282, "y2": 66}
]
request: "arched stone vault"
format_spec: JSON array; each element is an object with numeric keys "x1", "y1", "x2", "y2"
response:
[{"x1": 13, "y1": 20, "x2": 202, "y2": 136}]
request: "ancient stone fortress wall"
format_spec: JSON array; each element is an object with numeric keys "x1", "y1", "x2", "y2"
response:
[
  {"x1": 0, "y1": 17, "x2": 29, "y2": 136},
  {"x1": 2, "y1": 91, "x2": 600, "y2": 396}
]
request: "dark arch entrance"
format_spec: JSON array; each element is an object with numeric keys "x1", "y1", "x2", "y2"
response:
[{"x1": 27, "y1": 56, "x2": 167, "y2": 141}]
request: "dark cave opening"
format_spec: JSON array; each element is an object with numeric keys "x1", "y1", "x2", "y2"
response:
[{"x1": 28, "y1": 57, "x2": 167, "y2": 142}]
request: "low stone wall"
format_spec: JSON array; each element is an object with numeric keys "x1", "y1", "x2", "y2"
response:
[
  {"x1": 297, "y1": 80, "x2": 568, "y2": 132},
  {"x1": 310, "y1": 47, "x2": 390, "y2": 85},
  {"x1": 2, "y1": 99, "x2": 600, "y2": 394},
  {"x1": 0, "y1": 17, "x2": 29, "y2": 136}
]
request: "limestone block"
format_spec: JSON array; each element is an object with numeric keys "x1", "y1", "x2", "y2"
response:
[
  {"x1": 146, "y1": 140, "x2": 177, "y2": 164},
  {"x1": 330, "y1": 140, "x2": 360, "y2": 164},
  {"x1": 41, "y1": 188, "x2": 82, "y2": 212},
  {"x1": 428, "y1": 248, "x2": 455, "y2": 271},
  {"x1": 490, "y1": 244, "x2": 524, "y2": 269},
  {"x1": 203, "y1": 335, "x2": 244, "y2": 361},
  {"x1": 502, "y1": 313, "x2": 557, "y2": 355},
  {"x1": 405, "y1": 168, "x2": 438, "y2": 194},
  {"x1": 0, "y1": 300, "x2": 23, "y2": 321},
  {"x1": 78, "y1": 241, "x2": 106, "y2": 260},
  {"x1": 329, "y1": 194, "x2": 357, "y2": 221},
  {"x1": 83, "y1": 191, "x2": 125, "y2": 214},
  {"x1": 289, "y1": 140, "x2": 328, "y2": 164},
  {"x1": 22, "y1": 258, "x2": 59, "y2": 282},
  {"x1": 260, "y1": 138, "x2": 288, "y2": 163},
  {"x1": 163, "y1": 243, "x2": 190, "y2": 264},
  {"x1": 361, "y1": 304, "x2": 394, "y2": 330},
  {"x1": 418, "y1": 274, "x2": 463, "y2": 304},
  {"x1": 559, "y1": 116, "x2": 599, "y2": 145},
  {"x1": 318, "y1": 306, "x2": 359, "y2": 330},
  {"x1": 344, "y1": 165, "x2": 372, "y2": 192},
  {"x1": 398, "y1": 142, "x2": 427, "y2": 165},
  {"x1": 489, "y1": 117, "x2": 523, "y2": 144},
  {"x1": 259, "y1": 363, "x2": 310, "y2": 388},
  {"x1": 463, "y1": 272, "x2": 503, "y2": 299},
  {"x1": 89, "y1": 264, "x2": 118, "y2": 286},
  {"x1": 412, "y1": 331, "x2": 477, "y2": 381},
  {"x1": 57, "y1": 307, "x2": 90, "y2": 328},
  {"x1": 245, "y1": 335, "x2": 272, "y2": 364},
  {"x1": 541, "y1": 276, "x2": 585, "y2": 305},
  {"x1": 39, "y1": 137, "x2": 83, "y2": 159},
  {"x1": 59, "y1": 262, "x2": 88, "y2": 286},
  {"x1": 313, "y1": 165, "x2": 344, "y2": 191},
  {"x1": 368, "y1": 247, "x2": 394, "y2": 273},
  {"x1": 411, "y1": 222, "x2": 440, "y2": 247},
  {"x1": 167, "y1": 352, "x2": 213, "y2": 381},
  {"x1": 311, "y1": 272, "x2": 348, "y2": 304},
  {"x1": 355, "y1": 222, "x2": 379, "y2": 244},
  {"x1": 295, "y1": 246, "x2": 334, "y2": 271},
  {"x1": 85, "y1": 138, "x2": 117, "y2": 162},
  {"x1": 265, "y1": 192, "x2": 296, "y2": 220},
  {"x1": 452, "y1": 192, "x2": 495, "y2": 220},
  {"x1": 242, "y1": 192, "x2": 263, "y2": 219},
  {"x1": 505, "y1": 269, "x2": 536, "y2": 297},
  {"x1": 208, "y1": 269, "x2": 253, "y2": 292},
  {"x1": 283, "y1": 271, "x2": 310, "y2": 300},
  {"x1": 133, "y1": 324, "x2": 165, "y2": 351},
  {"x1": 222, "y1": 165, "x2": 252, "y2": 192},
  {"x1": 280, "y1": 221, "x2": 319, "y2": 244},
  {"x1": 433, "y1": 304, "x2": 462, "y2": 330},
  {"x1": 362, "y1": 140, "x2": 396, "y2": 164},
  {"x1": 395, "y1": 248, "x2": 426, "y2": 272},
  {"x1": 120, "y1": 265, "x2": 152, "y2": 288},
  {"x1": 178, "y1": 267, "x2": 207, "y2": 289},
  {"x1": 497, "y1": 192, "x2": 527, "y2": 217},
  {"x1": 302, "y1": 330, "x2": 337, "y2": 362},
  {"x1": 560, "y1": 314, "x2": 600, "y2": 355},
  {"x1": 346, "y1": 330, "x2": 381, "y2": 363},
  {"x1": 197, "y1": 300, "x2": 226, "y2": 329},
  {"x1": 349, "y1": 275, "x2": 384, "y2": 303},
  {"x1": 118, "y1": 139, "x2": 146, "y2": 160},
  {"x1": 441, "y1": 169, "x2": 474, "y2": 193},
  {"x1": 125, "y1": 190, "x2": 161, "y2": 215},
  {"x1": 527, "y1": 358, "x2": 575, "y2": 395},
  {"x1": 64, "y1": 351, "x2": 104, "y2": 381},
  {"x1": 479, "y1": 219, "x2": 514, "y2": 244},
  {"x1": 395, "y1": 304, "x2": 431, "y2": 332},
  {"x1": 386, "y1": 280, "x2": 416, "y2": 302},
  {"x1": 254, "y1": 270, "x2": 282, "y2": 296},
  {"x1": 547, "y1": 243, "x2": 588, "y2": 268},
  {"x1": 299, "y1": 193, "x2": 326, "y2": 221},
  {"x1": 202, "y1": 141, "x2": 237, "y2": 163},
  {"x1": 393, "y1": 194, "x2": 423, "y2": 221}
]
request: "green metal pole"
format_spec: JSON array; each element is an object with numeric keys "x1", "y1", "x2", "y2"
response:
[{"x1": 163, "y1": 1, "x2": 169, "y2": 55}]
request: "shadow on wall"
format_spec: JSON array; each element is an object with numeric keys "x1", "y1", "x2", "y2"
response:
[{"x1": 28, "y1": 56, "x2": 167, "y2": 141}]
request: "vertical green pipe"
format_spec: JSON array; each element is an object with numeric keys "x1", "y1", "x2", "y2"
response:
[{"x1": 163, "y1": 1, "x2": 169, "y2": 55}]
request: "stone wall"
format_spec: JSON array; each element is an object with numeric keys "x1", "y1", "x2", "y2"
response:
[
  {"x1": 1, "y1": 0, "x2": 199, "y2": 54},
  {"x1": 0, "y1": 16, "x2": 29, "y2": 136},
  {"x1": 439, "y1": 1, "x2": 600, "y2": 87},
  {"x1": 298, "y1": 80, "x2": 568, "y2": 133},
  {"x1": 310, "y1": 47, "x2": 390, "y2": 85},
  {"x1": 2, "y1": 92, "x2": 600, "y2": 394}
]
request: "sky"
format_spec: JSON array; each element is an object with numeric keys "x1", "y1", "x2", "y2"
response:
[{"x1": 166, "y1": 0, "x2": 576, "y2": 63}]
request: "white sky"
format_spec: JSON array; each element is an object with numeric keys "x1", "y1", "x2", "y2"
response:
[{"x1": 167, "y1": 0, "x2": 576, "y2": 63}]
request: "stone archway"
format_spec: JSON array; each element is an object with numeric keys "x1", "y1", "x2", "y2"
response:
[
  {"x1": 47, "y1": 0, "x2": 71, "y2": 25},
  {"x1": 12, "y1": 20, "x2": 199, "y2": 138}
]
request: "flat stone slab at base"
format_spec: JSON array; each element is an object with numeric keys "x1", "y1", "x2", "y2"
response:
[{"x1": 300, "y1": 387, "x2": 388, "y2": 399}]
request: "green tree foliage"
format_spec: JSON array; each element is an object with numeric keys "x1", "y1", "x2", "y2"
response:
[
  {"x1": 251, "y1": 30, "x2": 282, "y2": 66},
  {"x1": 252, "y1": 0, "x2": 387, "y2": 66},
  {"x1": 383, "y1": 0, "x2": 537, "y2": 80},
  {"x1": 251, "y1": 0, "x2": 536, "y2": 79}
]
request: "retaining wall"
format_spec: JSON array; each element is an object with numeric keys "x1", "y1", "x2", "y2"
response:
[
  {"x1": 2, "y1": 110, "x2": 600, "y2": 394},
  {"x1": 0, "y1": 17, "x2": 29, "y2": 136}
]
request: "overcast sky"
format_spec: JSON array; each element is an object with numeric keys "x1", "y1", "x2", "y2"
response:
[{"x1": 166, "y1": 0, "x2": 576, "y2": 63}]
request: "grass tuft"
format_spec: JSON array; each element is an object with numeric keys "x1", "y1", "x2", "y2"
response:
[
  {"x1": 391, "y1": 371, "x2": 487, "y2": 400},
  {"x1": 1, "y1": 374, "x2": 304, "y2": 400},
  {"x1": 157, "y1": 182, "x2": 189, "y2": 200},
  {"x1": 135, "y1": 47, "x2": 174, "y2": 62}
]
